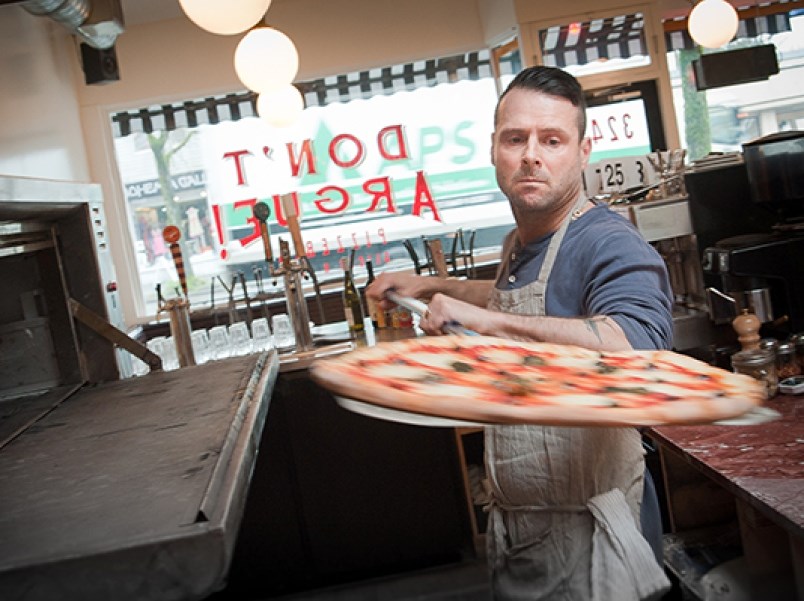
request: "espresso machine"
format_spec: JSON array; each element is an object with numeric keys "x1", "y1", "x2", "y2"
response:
[{"x1": 697, "y1": 131, "x2": 804, "y2": 338}]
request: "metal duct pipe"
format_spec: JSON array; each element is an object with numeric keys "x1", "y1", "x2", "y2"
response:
[{"x1": 21, "y1": 0, "x2": 123, "y2": 49}]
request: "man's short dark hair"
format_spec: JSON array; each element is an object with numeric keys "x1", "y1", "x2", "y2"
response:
[{"x1": 494, "y1": 66, "x2": 587, "y2": 139}]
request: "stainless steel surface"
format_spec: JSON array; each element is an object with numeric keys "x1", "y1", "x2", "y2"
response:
[
  {"x1": 616, "y1": 196, "x2": 712, "y2": 349},
  {"x1": 1, "y1": 176, "x2": 123, "y2": 390},
  {"x1": 706, "y1": 286, "x2": 774, "y2": 325},
  {"x1": 671, "y1": 307, "x2": 714, "y2": 352},
  {"x1": 336, "y1": 396, "x2": 484, "y2": 427},
  {"x1": 163, "y1": 298, "x2": 196, "y2": 367},
  {"x1": 0, "y1": 352, "x2": 279, "y2": 601},
  {"x1": 22, "y1": 0, "x2": 124, "y2": 49}
]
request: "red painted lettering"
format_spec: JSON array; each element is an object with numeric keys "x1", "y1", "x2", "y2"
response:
[
  {"x1": 233, "y1": 198, "x2": 261, "y2": 247},
  {"x1": 314, "y1": 185, "x2": 350, "y2": 214},
  {"x1": 222, "y1": 150, "x2": 252, "y2": 186},
  {"x1": 364, "y1": 176, "x2": 396, "y2": 213},
  {"x1": 211, "y1": 203, "x2": 227, "y2": 259},
  {"x1": 329, "y1": 133, "x2": 365, "y2": 168},
  {"x1": 377, "y1": 124, "x2": 409, "y2": 160},
  {"x1": 286, "y1": 139, "x2": 317, "y2": 177},
  {"x1": 411, "y1": 171, "x2": 441, "y2": 222}
]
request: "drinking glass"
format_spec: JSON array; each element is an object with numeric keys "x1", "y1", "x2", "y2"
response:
[
  {"x1": 271, "y1": 313, "x2": 295, "y2": 350},
  {"x1": 208, "y1": 325, "x2": 231, "y2": 360},
  {"x1": 251, "y1": 317, "x2": 274, "y2": 352},
  {"x1": 161, "y1": 336, "x2": 179, "y2": 371},
  {"x1": 229, "y1": 322, "x2": 253, "y2": 356},
  {"x1": 191, "y1": 329, "x2": 211, "y2": 364},
  {"x1": 131, "y1": 356, "x2": 150, "y2": 377}
]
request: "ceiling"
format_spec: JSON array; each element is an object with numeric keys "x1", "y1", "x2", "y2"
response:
[{"x1": 121, "y1": 0, "x2": 183, "y2": 26}]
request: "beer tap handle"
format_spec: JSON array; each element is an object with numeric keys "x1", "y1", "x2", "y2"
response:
[
  {"x1": 279, "y1": 238, "x2": 293, "y2": 270},
  {"x1": 301, "y1": 256, "x2": 325, "y2": 325},
  {"x1": 253, "y1": 202, "x2": 274, "y2": 264},
  {"x1": 280, "y1": 193, "x2": 306, "y2": 259},
  {"x1": 162, "y1": 225, "x2": 188, "y2": 299}
]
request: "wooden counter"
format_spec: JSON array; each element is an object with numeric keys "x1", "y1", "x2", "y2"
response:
[
  {"x1": 0, "y1": 352, "x2": 279, "y2": 601},
  {"x1": 647, "y1": 394, "x2": 804, "y2": 599}
]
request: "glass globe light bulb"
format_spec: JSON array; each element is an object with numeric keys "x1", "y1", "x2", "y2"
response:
[
  {"x1": 257, "y1": 85, "x2": 305, "y2": 128},
  {"x1": 234, "y1": 27, "x2": 299, "y2": 92},
  {"x1": 688, "y1": 0, "x2": 739, "y2": 49},
  {"x1": 178, "y1": 0, "x2": 272, "y2": 35}
]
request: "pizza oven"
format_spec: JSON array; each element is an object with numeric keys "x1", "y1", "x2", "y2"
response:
[{"x1": 0, "y1": 176, "x2": 125, "y2": 414}]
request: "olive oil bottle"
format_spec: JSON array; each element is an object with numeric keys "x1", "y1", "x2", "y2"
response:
[
  {"x1": 342, "y1": 265, "x2": 364, "y2": 332},
  {"x1": 364, "y1": 260, "x2": 386, "y2": 328}
]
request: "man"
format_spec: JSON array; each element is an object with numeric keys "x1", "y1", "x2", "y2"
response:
[{"x1": 368, "y1": 66, "x2": 673, "y2": 600}]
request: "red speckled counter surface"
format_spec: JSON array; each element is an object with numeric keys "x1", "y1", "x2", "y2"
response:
[{"x1": 648, "y1": 394, "x2": 804, "y2": 538}]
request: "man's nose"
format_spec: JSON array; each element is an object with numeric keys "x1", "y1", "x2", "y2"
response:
[{"x1": 521, "y1": 139, "x2": 541, "y2": 165}]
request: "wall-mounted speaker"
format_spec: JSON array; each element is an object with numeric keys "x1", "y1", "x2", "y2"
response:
[
  {"x1": 692, "y1": 44, "x2": 779, "y2": 91},
  {"x1": 80, "y1": 42, "x2": 120, "y2": 85}
]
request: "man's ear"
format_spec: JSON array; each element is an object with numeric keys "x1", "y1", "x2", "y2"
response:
[
  {"x1": 490, "y1": 132, "x2": 496, "y2": 166},
  {"x1": 580, "y1": 136, "x2": 592, "y2": 169}
]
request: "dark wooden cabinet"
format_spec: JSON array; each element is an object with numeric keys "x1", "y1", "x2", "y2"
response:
[{"x1": 215, "y1": 369, "x2": 472, "y2": 599}]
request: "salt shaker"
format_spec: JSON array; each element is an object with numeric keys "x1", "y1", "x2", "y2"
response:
[
  {"x1": 777, "y1": 342, "x2": 802, "y2": 379},
  {"x1": 731, "y1": 348, "x2": 778, "y2": 399}
]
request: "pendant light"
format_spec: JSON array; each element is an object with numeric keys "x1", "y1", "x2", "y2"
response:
[
  {"x1": 178, "y1": 0, "x2": 273, "y2": 36},
  {"x1": 234, "y1": 27, "x2": 299, "y2": 92},
  {"x1": 688, "y1": 0, "x2": 739, "y2": 48},
  {"x1": 257, "y1": 85, "x2": 305, "y2": 128}
]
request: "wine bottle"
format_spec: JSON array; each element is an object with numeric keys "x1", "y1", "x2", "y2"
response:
[
  {"x1": 342, "y1": 266, "x2": 364, "y2": 332},
  {"x1": 364, "y1": 260, "x2": 385, "y2": 329}
]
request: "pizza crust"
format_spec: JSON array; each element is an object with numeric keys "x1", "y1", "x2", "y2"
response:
[{"x1": 309, "y1": 335, "x2": 765, "y2": 427}]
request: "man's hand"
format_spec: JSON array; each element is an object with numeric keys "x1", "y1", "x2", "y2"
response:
[{"x1": 367, "y1": 272, "x2": 437, "y2": 312}]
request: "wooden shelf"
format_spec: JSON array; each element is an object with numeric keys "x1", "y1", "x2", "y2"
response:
[{"x1": 454, "y1": 427, "x2": 487, "y2": 558}]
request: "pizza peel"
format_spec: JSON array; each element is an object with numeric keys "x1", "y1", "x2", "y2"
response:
[{"x1": 312, "y1": 335, "x2": 776, "y2": 428}]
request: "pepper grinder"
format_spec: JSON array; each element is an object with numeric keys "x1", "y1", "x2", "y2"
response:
[{"x1": 732, "y1": 308, "x2": 761, "y2": 351}]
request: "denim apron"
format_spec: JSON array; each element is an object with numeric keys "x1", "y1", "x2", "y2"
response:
[{"x1": 484, "y1": 196, "x2": 669, "y2": 601}]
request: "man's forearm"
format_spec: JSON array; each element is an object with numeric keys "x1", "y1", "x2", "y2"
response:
[
  {"x1": 438, "y1": 279, "x2": 494, "y2": 307},
  {"x1": 482, "y1": 312, "x2": 633, "y2": 351}
]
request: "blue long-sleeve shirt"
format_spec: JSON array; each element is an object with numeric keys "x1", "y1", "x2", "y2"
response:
[{"x1": 495, "y1": 203, "x2": 674, "y2": 351}]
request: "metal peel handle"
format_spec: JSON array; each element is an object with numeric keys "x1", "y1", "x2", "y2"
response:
[{"x1": 385, "y1": 290, "x2": 477, "y2": 336}]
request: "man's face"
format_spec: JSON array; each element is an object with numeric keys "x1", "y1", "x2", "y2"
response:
[{"x1": 491, "y1": 88, "x2": 591, "y2": 220}]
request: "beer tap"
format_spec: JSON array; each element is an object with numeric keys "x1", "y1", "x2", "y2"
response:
[
  {"x1": 158, "y1": 225, "x2": 196, "y2": 368},
  {"x1": 253, "y1": 200, "x2": 315, "y2": 352}
]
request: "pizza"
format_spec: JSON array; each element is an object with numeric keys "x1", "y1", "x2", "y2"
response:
[{"x1": 309, "y1": 335, "x2": 765, "y2": 427}]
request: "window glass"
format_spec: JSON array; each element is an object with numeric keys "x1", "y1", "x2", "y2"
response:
[
  {"x1": 538, "y1": 12, "x2": 651, "y2": 77},
  {"x1": 111, "y1": 53, "x2": 515, "y2": 317},
  {"x1": 666, "y1": 11, "x2": 804, "y2": 161}
]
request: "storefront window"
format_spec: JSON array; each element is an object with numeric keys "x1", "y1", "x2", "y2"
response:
[
  {"x1": 666, "y1": 9, "x2": 804, "y2": 161},
  {"x1": 538, "y1": 12, "x2": 652, "y2": 77},
  {"x1": 111, "y1": 51, "x2": 517, "y2": 317}
]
